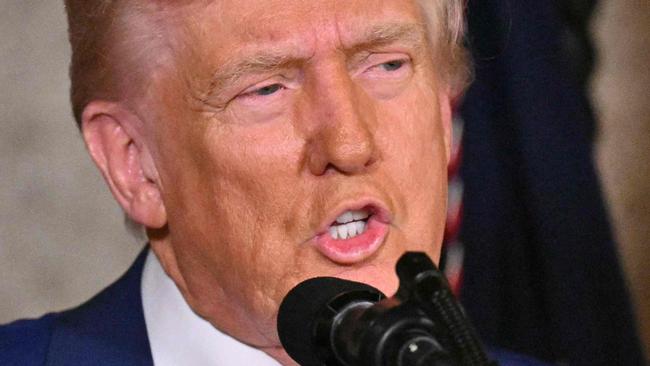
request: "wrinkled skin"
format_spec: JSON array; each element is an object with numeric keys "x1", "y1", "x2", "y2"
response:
[{"x1": 83, "y1": 0, "x2": 453, "y2": 364}]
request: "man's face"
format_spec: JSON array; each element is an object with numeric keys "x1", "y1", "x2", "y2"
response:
[{"x1": 143, "y1": 0, "x2": 451, "y2": 356}]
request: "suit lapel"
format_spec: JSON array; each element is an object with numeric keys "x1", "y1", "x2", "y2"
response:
[{"x1": 46, "y1": 248, "x2": 154, "y2": 366}]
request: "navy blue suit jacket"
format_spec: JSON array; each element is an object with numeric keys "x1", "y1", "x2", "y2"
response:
[
  {"x1": 1, "y1": 249, "x2": 550, "y2": 365},
  {"x1": 0, "y1": 250, "x2": 153, "y2": 366}
]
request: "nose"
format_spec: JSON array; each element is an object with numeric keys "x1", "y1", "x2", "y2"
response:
[{"x1": 305, "y1": 66, "x2": 378, "y2": 176}]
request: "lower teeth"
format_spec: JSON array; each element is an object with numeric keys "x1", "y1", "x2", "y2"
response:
[{"x1": 329, "y1": 220, "x2": 367, "y2": 240}]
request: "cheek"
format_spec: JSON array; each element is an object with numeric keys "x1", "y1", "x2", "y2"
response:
[
  {"x1": 381, "y1": 84, "x2": 447, "y2": 180},
  {"x1": 377, "y1": 87, "x2": 449, "y2": 248},
  {"x1": 163, "y1": 118, "x2": 313, "y2": 308}
]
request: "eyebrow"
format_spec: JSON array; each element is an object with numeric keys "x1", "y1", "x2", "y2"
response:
[
  {"x1": 206, "y1": 51, "x2": 301, "y2": 98},
  {"x1": 346, "y1": 22, "x2": 428, "y2": 55},
  {"x1": 204, "y1": 22, "x2": 428, "y2": 98}
]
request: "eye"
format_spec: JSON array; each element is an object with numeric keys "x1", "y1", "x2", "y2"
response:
[
  {"x1": 255, "y1": 83, "x2": 283, "y2": 96},
  {"x1": 229, "y1": 80, "x2": 292, "y2": 114},
  {"x1": 357, "y1": 54, "x2": 412, "y2": 99},
  {"x1": 361, "y1": 55, "x2": 411, "y2": 79},
  {"x1": 379, "y1": 59, "x2": 406, "y2": 72},
  {"x1": 244, "y1": 83, "x2": 284, "y2": 98}
]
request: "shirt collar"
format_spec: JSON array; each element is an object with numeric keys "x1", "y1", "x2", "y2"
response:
[{"x1": 141, "y1": 251, "x2": 282, "y2": 366}]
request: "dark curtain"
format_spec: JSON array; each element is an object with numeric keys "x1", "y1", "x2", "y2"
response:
[{"x1": 458, "y1": 0, "x2": 646, "y2": 364}]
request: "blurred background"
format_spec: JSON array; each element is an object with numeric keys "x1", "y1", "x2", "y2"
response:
[
  {"x1": 593, "y1": 0, "x2": 650, "y2": 359},
  {"x1": 0, "y1": 0, "x2": 648, "y2": 362}
]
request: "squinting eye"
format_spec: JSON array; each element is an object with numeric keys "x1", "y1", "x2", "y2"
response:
[
  {"x1": 254, "y1": 83, "x2": 283, "y2": 96},
  {"x1": 380, "y1": 60, "x2": 405, "y2": 72}
]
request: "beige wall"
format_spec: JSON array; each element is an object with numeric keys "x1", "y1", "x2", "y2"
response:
[
  {"x1": 592, "y1": 1, "x2": 650, "y2": 356},
  {"x1": 0, "y1": 0, "x2": 648, "y2": 356},
  {"x1": 0, "y1": 2, "x2": 143, "y2": 323}
]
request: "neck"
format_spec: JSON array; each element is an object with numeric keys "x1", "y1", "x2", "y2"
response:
[{"x1": 262, "y1": 346, "x2": 299, "y2": 366}]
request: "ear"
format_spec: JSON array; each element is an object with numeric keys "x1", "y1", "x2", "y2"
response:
[
  {"x1": 438, "y1": 88, "x2": 454, "y2": 165},
  {"x1": 81, "y1": 101, "x2": 167, "y2": 229}
]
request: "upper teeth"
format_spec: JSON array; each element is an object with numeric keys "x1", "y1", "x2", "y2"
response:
[
  {"x1": 329, "y1": 210, "x2": 370, "y2": 240},
  {"x1": 335, "y1": 210, "x2": 369, "y2": 224}
]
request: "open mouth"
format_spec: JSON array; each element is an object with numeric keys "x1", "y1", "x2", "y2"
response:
[
  {"x1": 314, "y1": 203, "x2": 390, "y2": 264},
  {"x1": 328, "y1": 209, "x2": 370, "y2": 240}
]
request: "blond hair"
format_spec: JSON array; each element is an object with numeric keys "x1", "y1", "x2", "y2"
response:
[
  {"x1": 64, "y1": 0, "x2": 469, "y2": 127},
  {"x1": 418, "y1": 0, "x2": 472, "y2": 96}
]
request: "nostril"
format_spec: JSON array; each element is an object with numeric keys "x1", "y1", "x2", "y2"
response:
[{"x1": 364, "y1": 149, "x2": 379, "y2": 168}]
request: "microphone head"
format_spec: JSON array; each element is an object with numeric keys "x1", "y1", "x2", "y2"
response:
[{"x1": 277, "y1": 277, "x2": 385, "y2": 366}]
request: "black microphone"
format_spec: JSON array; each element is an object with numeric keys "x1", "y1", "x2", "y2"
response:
[
  {"x1": 277, "y1": 252, "x2": 494, "y2": 366},
  {"x1": 277, "y1": 276, "x2": 386, "y2": 366}
]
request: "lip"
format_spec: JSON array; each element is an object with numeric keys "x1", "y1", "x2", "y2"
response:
[{"x1": 313, "y1": 198, "x2": 391, "y2": 264}]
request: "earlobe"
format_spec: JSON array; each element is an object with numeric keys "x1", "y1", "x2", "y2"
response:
[{"x1": 81, "y1": 101, "x2": 167, "y2": 229}]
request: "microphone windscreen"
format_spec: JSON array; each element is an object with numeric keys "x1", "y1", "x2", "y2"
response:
[{"x1": 277, "y1": 277, "x2": 384, "y2": 366}]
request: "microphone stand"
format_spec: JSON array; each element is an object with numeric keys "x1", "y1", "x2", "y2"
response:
[
  {"x1": 278, "y1": 251, "x2": 497, "y2": 366},
  {"x1": 391, "y1": 252, "x2": 495, "y2": 366},
  {"x1": 338, "y1": 252, "x2": 494, "y2": 366}
]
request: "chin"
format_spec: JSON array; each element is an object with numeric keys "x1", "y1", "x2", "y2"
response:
[{"x1": 327, "y1": 257, "x2": 402, "y2": 297}]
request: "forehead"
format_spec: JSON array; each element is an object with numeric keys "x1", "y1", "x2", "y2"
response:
[{"x1": 166, "y1": 0, "x2": 425, "y2": 58}]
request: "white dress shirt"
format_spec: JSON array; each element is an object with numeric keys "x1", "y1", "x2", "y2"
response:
[{"x1": 141, "y1": 251, "x2": 282, "y2": 366}]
